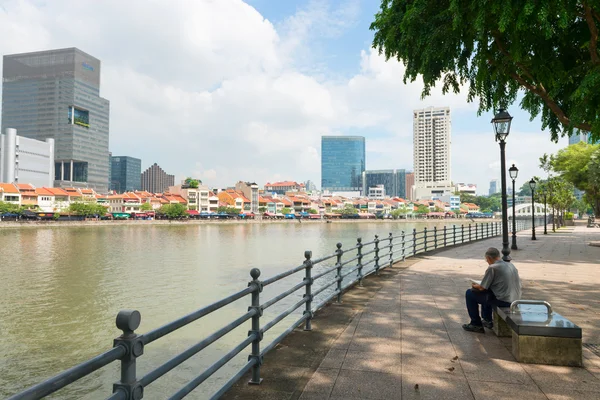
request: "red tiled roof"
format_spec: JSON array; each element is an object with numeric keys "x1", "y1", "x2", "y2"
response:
[
  {"x1": 265, "y1": 181, "x2": 301, "y2": 187},
  {"x1": 0, "y1": 183, "x2": 19, "y2": 194},
  {"x1": 16, "y1": 183, "x2": 35, "y2": 190}
]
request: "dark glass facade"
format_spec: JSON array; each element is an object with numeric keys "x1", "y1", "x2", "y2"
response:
[
  {"x1": 362, "y1": 169, "x2": 406, "y2": 198},
  {"x1": 110, "y1": 156, "x2": 141, "y2": 193},
  {"x1": 2, "y1": 48, "x2": 110, "y2": 192},
  {"x1": 321, "y1": 136, "x2": 365, "y2": 192}
]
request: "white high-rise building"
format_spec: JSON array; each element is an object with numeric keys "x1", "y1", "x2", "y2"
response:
[
  {"x1": 412, "y1": 106, "x2": 453, "y2": 199},
  {"x1": 1, "y1": 128, "x2": 55, "y2": 187}
]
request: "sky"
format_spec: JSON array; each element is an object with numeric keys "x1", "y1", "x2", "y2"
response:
[{"x1": 0, "y1": 0, "x2": 567, "y2": 195}]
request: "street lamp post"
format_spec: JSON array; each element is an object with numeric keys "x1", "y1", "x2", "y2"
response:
[
  {"x1": 492, "y1": 109, "x2": 513, "y2": 261},
  {"x1": 529, "y1": 178, "x2": 537, "y2": 240},
  {"x1": 509, "y1": 164, "x2": 519, "y2": 249},
  {"x1": 543, "y1": 190, "x2": 548, "y2": 234}
]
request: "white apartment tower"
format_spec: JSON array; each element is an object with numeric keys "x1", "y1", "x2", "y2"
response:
[{"x1": 412, "y1": 106, "x2": 453, "y2": 199}]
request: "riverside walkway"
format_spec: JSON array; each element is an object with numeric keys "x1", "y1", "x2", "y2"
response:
[{"x1": 224, "y1": 222, "x2": 600, "y2": 400}]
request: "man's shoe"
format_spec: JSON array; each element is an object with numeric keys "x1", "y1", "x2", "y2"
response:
[
  {"x1": 482, "y1": 320, "x2": 493, "y2": 329},
  {"x1": 462, "y1": 323, "x2": 485, "y2": 333}
]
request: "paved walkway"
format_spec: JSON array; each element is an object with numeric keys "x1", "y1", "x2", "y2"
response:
[{"x1": 296, "y1": 222, "x2": 600, "y2": 400}]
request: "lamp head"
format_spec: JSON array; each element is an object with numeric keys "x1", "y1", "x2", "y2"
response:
[
  {"x1": 529, "y1": 178, "x2": 537, "y2": 191},
  {"x1": 492, "y1": 108, "x2": 513, "y2": 142},
  {"x1": 508, "y1": 164, "x2": 519, "y2": 180}
]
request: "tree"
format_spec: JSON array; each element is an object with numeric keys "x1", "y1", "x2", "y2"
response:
[
  {"x1": 434, "y1": 206, "x2": 444, "y2": 212},
  {"x1": 281, "y1": 207, "x2": 293, "y2": 215},
  {"x1": 339, "y1": 204, "x2": 358, "y2": 216},
  {"x1": 542, "y1": 142, "x2": 600, "y2": 214},
  {"x1": 517, "y1": 182, "x2": 533, "y2": 197},
  {"x1": 217, "y1": 206, "x2": 239, "y2": 214},
  {"x1": 416, "y1": 205, "x2": 429, "y2": 214},
  {"x1": 184, "y1": 177, "x2": 200, "y2": 188},
  {"x1": 68, "y1": 202, "x2": 107, "y2": 217},
  {"x1": 140, "y1": 202, "x2": 153, "y2": 211},
  {"x1": 258, "y1": 206, "x2": 267, "y2": 213},
  {"x1": 308, "y1": 208, "x2": 318, "y2": 214},
  {"x1": 159, "y1": 203, "x2": 188, "y2": 219},
  {"x1": 371, "y1": 1, "x2": 600, "y2": 142},
  {"x1": 0, "y1": 201, "x2": 21, "y2": 215}
]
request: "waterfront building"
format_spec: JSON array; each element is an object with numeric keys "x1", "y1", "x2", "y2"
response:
[
  {"x1": 35, "y1": 187, "x2": 70, "y2": 212},
  {"x1": 412, "y1": 107, "x2": 453, "y2": 199},
  {"x1": 362, "y1": 169, "x2": 407, "y2": 199},
  {"x1": 0, "y1": 182, "x2": 21, "y2": 204},
  {"x1": 141, "y1": 163, "x2": 175, "y2": 194},
  {"x1": 217, "y1": 189, "x2": 250, "y2": 210},
  {"x1": 507, "y1": 195, "x2": 532, "y2": 208},
  {"x1": 321, "y1": 136, "x2": 365, "y2": 193},
  {"x1": 168, "y1": 184, "x2": 211, "y2": 211},
  {"x1": 405, "y1": 172, "x2": 415, "y2": 201},
  {"x1": 367, "y1": 185, "x2": 386, "y2": 199},
  {"x1": 432, "y1": 194, "x2": 461, "y2": 211},
  {"x1": 0, "y1": 128, "x2": 55, "y2": 188},
  {"x1": 235, "y1": 181, "x2": 259, "y2": 213},
  {"x1": 455, "y1": 183, "x2": 477, "y2": 196},
  {"x1": 489, "y1": 179, "x2": 499, "y2": 196},
  {"x1": 264, "y1": 181, "x2": 304, "y2": 195},
  {"x1": 2, "y1": 48, "x2": 110, "y2": 192},
  {"x1": 110, "y1": 156, "x2": 141, "y2": 193}
]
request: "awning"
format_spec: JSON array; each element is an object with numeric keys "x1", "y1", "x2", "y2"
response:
[
  {"x1": 112, "y1": 213, "x2": 131, "y2": 218},
  {"x1": 186, "y1": 210, "x2": 200, "y2": 215}
]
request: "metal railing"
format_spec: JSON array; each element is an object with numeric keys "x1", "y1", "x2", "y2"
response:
[{"x1": 8, "y1": 218, "x2": 545, "y2": 400}]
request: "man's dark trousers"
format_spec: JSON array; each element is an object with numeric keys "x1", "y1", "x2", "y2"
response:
[{"x1": 465, "y1": 289, "x2": 511, "y2": 326}]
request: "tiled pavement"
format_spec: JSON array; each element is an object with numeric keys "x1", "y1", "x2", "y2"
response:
[{"x1": 298, "y1": 222, "x2": 600, "y2": 400}]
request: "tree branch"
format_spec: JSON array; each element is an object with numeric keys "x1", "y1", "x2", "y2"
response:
[
  {"x1": 584, "y1": 3, "x2": 600, "y2": 64},
  {"x1": 491, "y1": 33, "x2": 592, "y2": 132}
]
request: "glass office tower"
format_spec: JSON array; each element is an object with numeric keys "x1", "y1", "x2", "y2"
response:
[
  {"x1": 2, "y1": 48, "x2": 110, "y2": 192},
  {"x1": 110, "y1": 156, "x2": 141, "y2": 193},
  {"x1": 362, "y1": 169, "x2": 406, "y2": 198},
  {"x1": 321, "y1": 136, "x2": 365, "y2": 192}
]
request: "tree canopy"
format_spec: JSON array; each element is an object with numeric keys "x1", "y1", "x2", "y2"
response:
[
  {"x1": 68, "y1": 202, "x2": 107, "y2": 217},
  {"x1": 159, "y1": 203, "x2": 188, "y2": 219},
  {"x1": 541, "y1": 142, "x2": 600, "y2": 214},
  {"x1": 371, "y1": 1, "x2": 600, "y2": 142}
]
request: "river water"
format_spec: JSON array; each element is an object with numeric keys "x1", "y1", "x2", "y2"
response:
[{"x1": 0, "y1": 220, "x2": 461, "y2": 399}]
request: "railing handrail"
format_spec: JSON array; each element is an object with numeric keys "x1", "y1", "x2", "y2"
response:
[{"x1": 8, "y1": 217, "x2": 549, "y2": 400}]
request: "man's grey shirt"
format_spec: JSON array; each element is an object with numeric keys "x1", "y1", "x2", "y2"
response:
[{"x1": 480, "y1": 259, "x2": 522, "y2": 303}]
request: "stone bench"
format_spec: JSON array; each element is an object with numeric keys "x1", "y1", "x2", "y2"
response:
[{"x1": 493, "y1": 300, "x2": 582, "y2": 367}]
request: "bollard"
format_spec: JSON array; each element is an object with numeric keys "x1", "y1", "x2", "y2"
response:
[
  {"x1": 443, "y1": 226, "x2": 447, "y2": 247},
  {"x1": 113, "y1": 310, "x2": 144, "y2": 400},
  {"x1": 413, "y1": 228, "x2": 417, "y2": 256},
  {"x1": 388, "y1": 232, "x2": 393, "y2": 268},
  {"x1": 453, "y1": 225, "x2": 456, "y2": 246},
  {"x1": 336, "y1": 243, "x2": 343, "y2": 302},
  {"x1": 303, "y1": 251, "x2": 313, "y2": 331},
  {"x1": 433, "y1": 226, "x2": 438, "y2": 249},
  {"x1": 374, "y1": 235, "x2": 381, "y2": 274},
  {"x1": 356, "y1": 239, "x2": 363, "y2": 286},
  {"x1": 401, "y1": 231, "x2": 405, "y2": 261},
  {"x1": 423, "y1": 228, "x2": 428, "y2": 252},
  {"x1": 248, "y1": 268, "x2": 263, "y2": 384}
]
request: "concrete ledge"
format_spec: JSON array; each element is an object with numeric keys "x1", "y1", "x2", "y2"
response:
[
  {"x1": 512, "y1": 333, "x2": 583, "y2": 367},
  {"x1": 493, "y1": 310, "x2": 512, "y2": 337}
]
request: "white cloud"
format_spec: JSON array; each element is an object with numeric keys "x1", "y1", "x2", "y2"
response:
[{"x1": 0, "y1": 0, "x2": 565, "y2": 193}]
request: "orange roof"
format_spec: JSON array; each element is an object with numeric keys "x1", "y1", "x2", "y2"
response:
[
  {"x1": 0, "y1": 183, "x2": 19, "y2": 194},
  {"x1": 80, "y1": 189, "x2": 94, "y2": 194},
  {"x1": 44, "y1": 187, "x2": 70, "y2": 196},
  {"x1": 16, "y1": 183, "x2": 35, "y2": 190},
  {"x1": 281, "y1": 198, "x2": 293, "y2": 206},
  {"x1": 265, "y1": 181, "x2": 302, "y2": 187}
]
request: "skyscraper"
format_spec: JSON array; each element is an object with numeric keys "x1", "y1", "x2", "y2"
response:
[
  {"x1": 2, "y1": 48, "x2": 110, "y2": 192},
  {"x1": 362, "y1": 169, "x2": 406, "y2": 198},
  {"x1": 405, "y1": 172, "x2": 415, "y2": 201},
  {"x1": 413, "y1": 107, "x2": 452, "y2": 199},
  {"x1": 110, "y1": 156, "x2": 142, "y2": 193},
  {"x1": 568, "y1": 130, "x2": 599, "y2": 145},
  {"x1": 141, "y1": 163, "x2": 175, "y2": 193},
  {"x1": 321, "y1": 136, "x2": 365, "y2": 193},
  {"x1": 489, "y1": 179, "x2": 499, "y2": 196}
]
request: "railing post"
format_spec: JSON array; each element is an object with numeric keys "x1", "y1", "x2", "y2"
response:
[
  {"x1": 443, "y1": 226, "x2": 447, "y2": 247},
  {"x1": 468, "y1": 224, "x2": 472, "y2": 242},
  {"x1": 487, "y1": 222, "x2": 490, "y2": 237},
  {"x1": 388, "y1": 232, "x2": 393, "y2": 268},
  {"x1": 356, "y1": 239, "x2": 363, "y2": 286},
  {"x1": 113, "y1": 310, "x2": 144, "y2": 400},
  {"x1": 475, "y1": 223, "x2": 478, "y2": 240},
  {"x1": 248, "y1": 268, "x2": 263, "y2": 384},
  {"x1": 461, "y1": 225, "x2": 464, "y2": 243},
  {"x1": 336, "y1": 243, "x2": 343, "y2": 302},
  {"x1": 303, "y1": 251, "x2": 313, "y2": 331},
  {"x1": 401, "y1": 231, "x2": 405, "y2": 261},
  {"x1": 413, "y1": 228, "x2": 417, "y2": 256},
  {"x1": 433, "y1": 226, "x2": 438, "y2": 249},
  {"x1": 453, "y1": 225, "x2": 456, "y2": 246},
  {"x1": 374, "y1": 235, "x2": 381, "y2": 274},
  {"x1": 423, "y1": 228, "x2": 428, "y2": 252}
]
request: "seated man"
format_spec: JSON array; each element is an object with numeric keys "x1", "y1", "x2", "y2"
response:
[{"x1": 463, "y1": 247, "x2": 521, "y2": 333}]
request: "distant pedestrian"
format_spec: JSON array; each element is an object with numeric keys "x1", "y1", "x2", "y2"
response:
[{"x1": 462, "y1": 247, "x2": 521, "y2": 333}]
